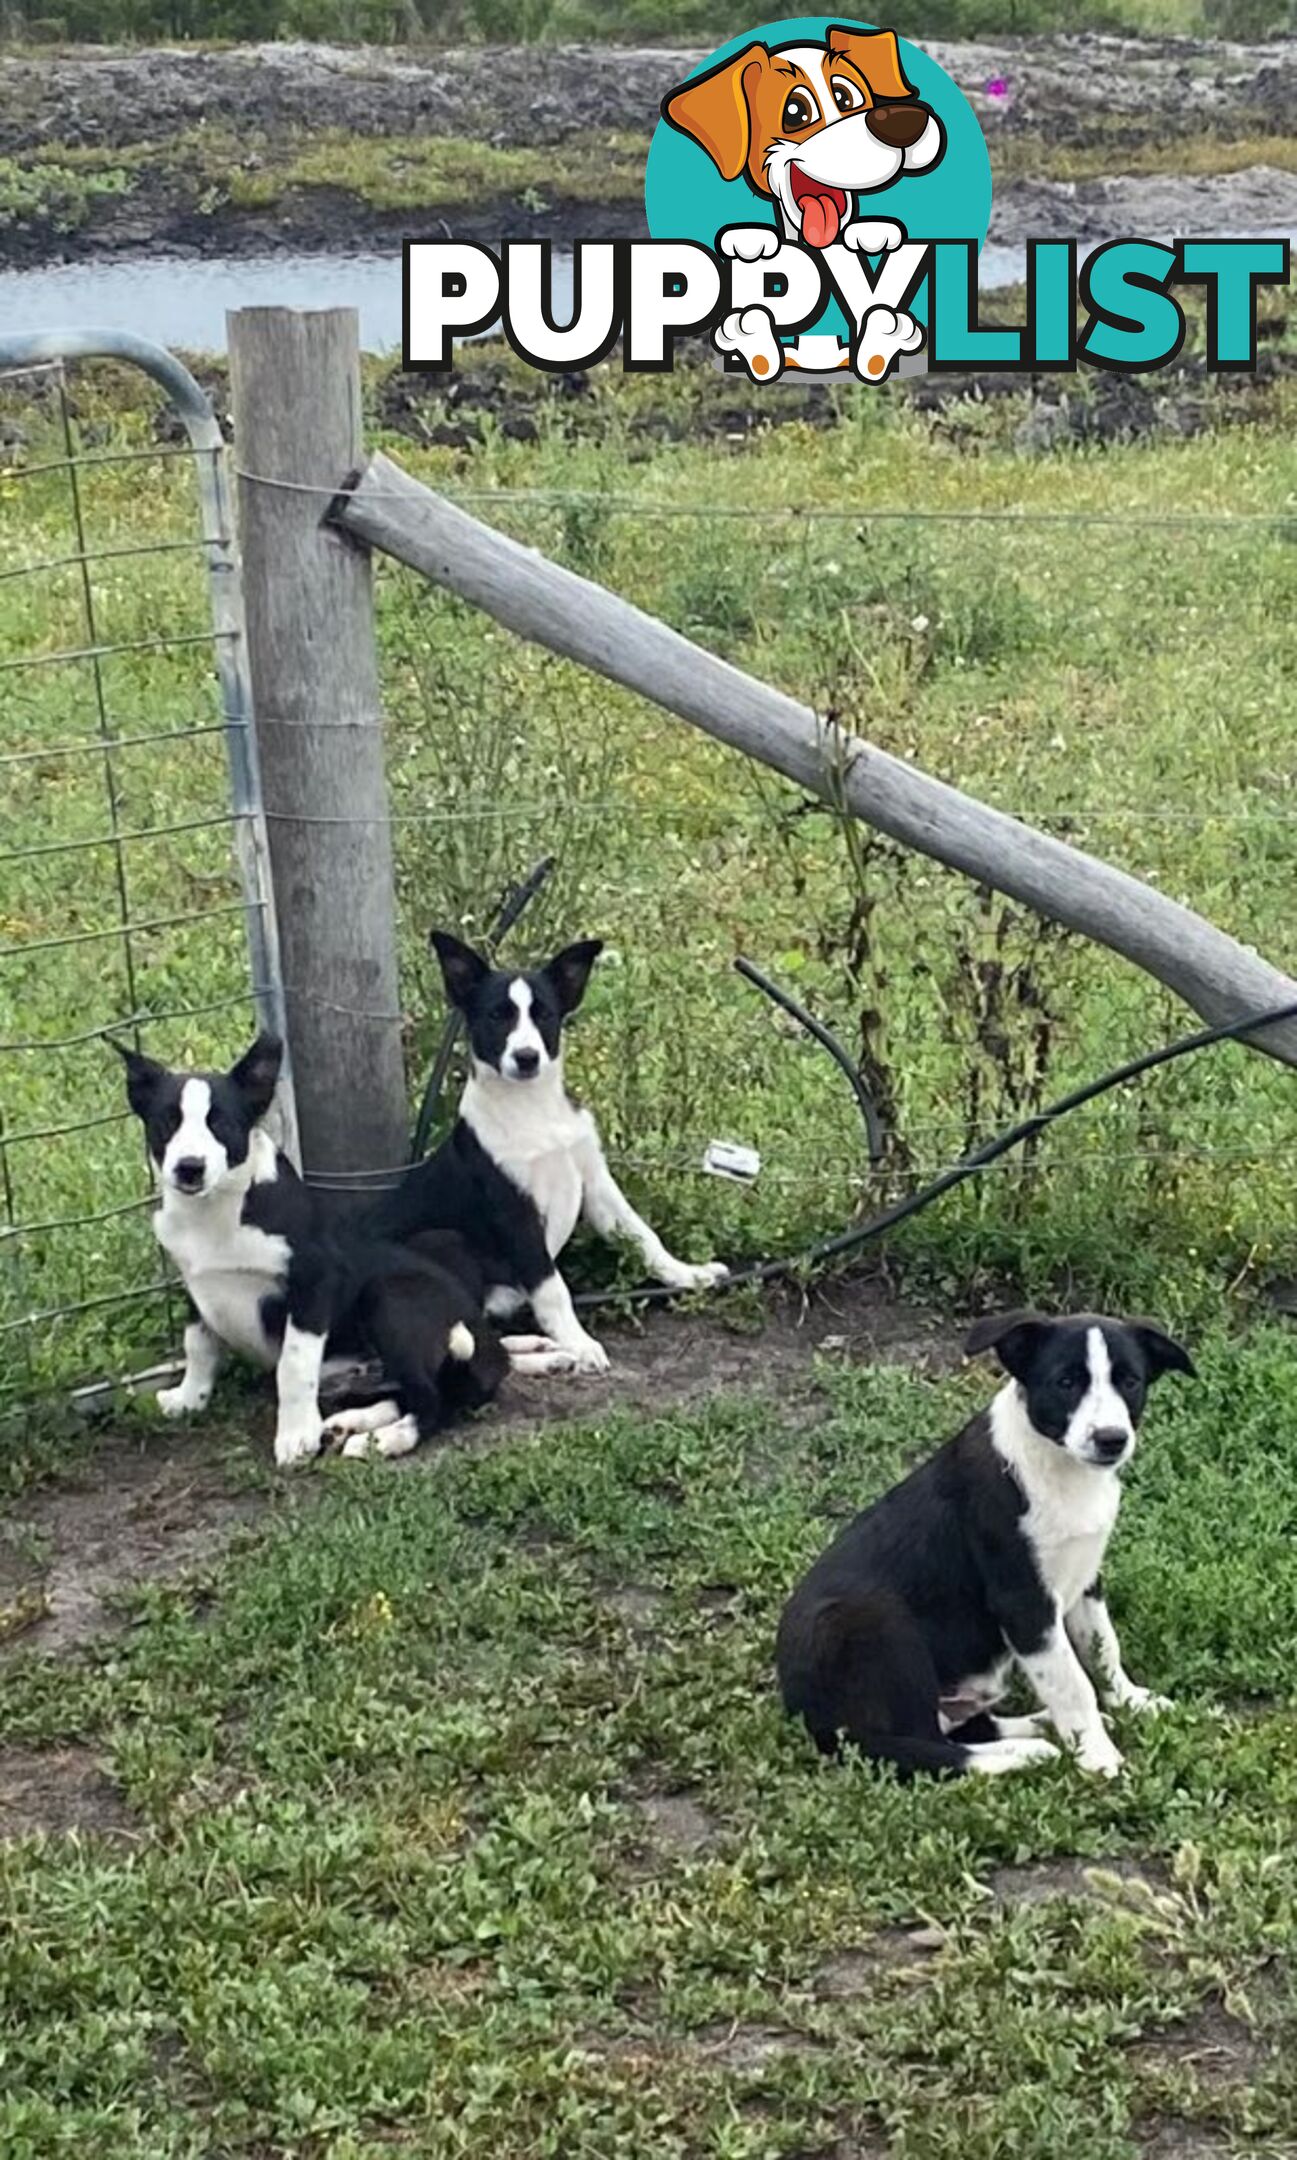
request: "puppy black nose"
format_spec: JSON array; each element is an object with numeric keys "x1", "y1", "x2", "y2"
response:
[
  {"x1": 172, "y1": 1157, "x2": 206, "y2": 1190},
  {"x1": 866, "y1": 100, "x2": 931, "y2": 149},
  {"x1": 1090, "y1": 1427, "x2": 1128, "y2": 1463},
  {"x1": 512, "y1": 1047, "x2": 540, "y2": 1076}
]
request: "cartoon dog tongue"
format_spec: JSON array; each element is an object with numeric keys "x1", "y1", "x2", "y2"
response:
[{"x1": 799, "y1": 189, "x2": 843, "y2": 249}]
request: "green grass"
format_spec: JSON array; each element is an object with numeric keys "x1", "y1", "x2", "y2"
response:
[
  {"x1": 3, "y1": 338, "x2": 1297, "y2": 1395},
  {"x1": 3, "y1": 1328, "x2": 1297, "y2": 2155},
  {"x1": 0, "y1": 154, "x2": 130, "y2": 233},
  {"x1": 19, "y1": 119, "x2": 1297, "y2": 235}
]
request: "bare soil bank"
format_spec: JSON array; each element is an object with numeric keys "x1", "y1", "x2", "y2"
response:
[
  {"x1": 5, "y1": 36, "x2": 1296, "y2": 159},
  {"x1": 2, "y1": 35, "x2": 1296, "y2": 267}
]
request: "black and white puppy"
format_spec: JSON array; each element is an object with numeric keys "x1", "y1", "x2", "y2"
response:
[
  {"x1": 116, "y1": 1035, "x2": 506, "y2": 1465},
  {"x1": 776, "y1": 1311, "x2": 1195, "y2": 1778},
  {"x1": 368, "y1": 933, "x2": 728, "y2": 1375}
]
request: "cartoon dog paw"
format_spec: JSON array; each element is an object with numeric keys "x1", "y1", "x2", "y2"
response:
[
  {"x1": 717, "y1": 226, "x2": 781, "y2": 263},
  {"x1": 714, "y1": 305, "x2": 785, "y2": 383},
  {"x1": 841, "y1": 219, "x2": 906, "y2": 256},
  {"x1": 853, "y1": 305, "x2": 924, "y2": 383}
]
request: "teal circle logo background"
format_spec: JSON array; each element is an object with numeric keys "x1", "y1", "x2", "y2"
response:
[{"x1": 645, "y1": 18, "x2": 992, "y2": 335}]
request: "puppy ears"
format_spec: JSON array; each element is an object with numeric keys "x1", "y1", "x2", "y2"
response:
[
  {"x1": 545, "y1": 939, "x2": 604, "y2": 1015},
  {"x1": 1127, "y1": 1320, "x2": 1197, "y2": 1382},
  {"x1": 108, "y1": 1038, "x2": 169, "y2": 1119},
  {"x1": 662, "y1": 43, "x2": 769, "y2": 181},
  {"x1": 430, "y1": 930, "x2": 490, "y2": 1010},
  {"x1": 826, "y1": 25, "x2": 917, "y2": 101},
  {"x1": 963, "y1": 1308, "x2": 1052, "y2": 1383},
  {"x1": 227, "y1": 1032, "x2": 282, "y2": 1121}
]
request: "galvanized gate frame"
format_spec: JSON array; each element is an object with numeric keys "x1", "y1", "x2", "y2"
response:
[{"x1": 0, "y1": 326, "x2": 299, "y2": 1163}]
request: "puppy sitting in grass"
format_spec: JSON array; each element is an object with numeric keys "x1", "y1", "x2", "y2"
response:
[{"x1": 777, "y1": 1309, "x2": 1194, "y2": 1777}]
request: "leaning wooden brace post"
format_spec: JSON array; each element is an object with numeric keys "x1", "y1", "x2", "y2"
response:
[
  {"x1": 228, "y1": 310, "x2": 409, "y2": 1179},
  {"x1": 331, "y1": 454, "x2": 1297, "y2": 1069}
]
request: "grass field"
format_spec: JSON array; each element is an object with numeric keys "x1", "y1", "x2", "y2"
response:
[
  {"x1": 3, "y1": 309, "x2": 1297, "y2": 2156},
  {"x1": 3, "y1": 1326, "x2": 1297, "y2": 2156}
]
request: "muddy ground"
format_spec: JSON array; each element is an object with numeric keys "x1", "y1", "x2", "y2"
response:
[
  {"x1": 2, "y1": 35, "x2": 1296, "y2": 267},
  {"x1": 0, "y1": 1271, "x2": 950, "y2": 1667}
]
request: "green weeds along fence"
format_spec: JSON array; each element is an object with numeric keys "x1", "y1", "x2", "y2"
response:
[{"x1": 2, "y1": 316, "x2": 1297, "y2": 1408}]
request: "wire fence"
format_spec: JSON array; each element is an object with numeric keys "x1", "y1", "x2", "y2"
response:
[
  {"x1": 0, "y1": 338, "x2": 290, "y2": 1409},
  {"x1": 3, "y1": 336, "x2": 1297, "y2": 1408}
]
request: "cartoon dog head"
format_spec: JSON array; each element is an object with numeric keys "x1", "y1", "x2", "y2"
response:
[{"x1": 663, "y1": 25, "x2": 944, "y2": 249}]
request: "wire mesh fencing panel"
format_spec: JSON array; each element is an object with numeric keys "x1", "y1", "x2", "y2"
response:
[{"x1": 0, "y1": 337, "x2": 289, "y2": 1410}]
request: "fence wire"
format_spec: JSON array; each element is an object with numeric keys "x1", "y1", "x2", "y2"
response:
[{"x1": 0, "y1": 341, "x2": 291, "y2": 1408}]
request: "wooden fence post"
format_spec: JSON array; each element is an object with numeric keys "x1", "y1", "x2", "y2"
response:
[{"x1": 227, "y1": 307, "x2": 408, "y2": 1181}]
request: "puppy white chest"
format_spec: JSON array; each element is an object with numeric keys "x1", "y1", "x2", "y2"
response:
[
  {"x1": 463, "y1": 1075, "x2": 591, "y2": 1260},
  {"x1": 155, "y1": 1198, "x2": 289, "y2": 1367},
  {"x1": 1018, "y1": 1461, "x2": 1120, "y2": 1612},
  {"x1": 517, "y1": 1148, "x2": 584, "y2": 1258},
  {"x1": 992, "y1": 1386, "x2": 1122, "y2": 1612}
]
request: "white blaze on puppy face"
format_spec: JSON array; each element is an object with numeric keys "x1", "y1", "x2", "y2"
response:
[
  {"x1": 160, "y1": 1079, "x2": 229, "y2": 1196},
  {"x1": 1063, "y1": 1325, "x2": 1135, "y2": 1467},
  {"x1": 501, "y1": 978, "x2": 550, "y2": 1081}
]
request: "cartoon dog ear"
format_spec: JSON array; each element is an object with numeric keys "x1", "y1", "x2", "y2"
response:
[
  {"x1": 545, "y1": 939, "x2": 604, "y2": 1016},
  {"x1": 109, "y1": 1038, "x2": 169, "y2": 1119},
  {"x1": 963, "y1": 1308, "x2": 1052, "y2": 1383},
  {"x1": 430, "y1": 930, "x2": 490, "y2": 1011},
  {"x1": 826, "y1": 25, "x2": 917, "y2": 102},
  {"x1": 662, "y1": 43, "x2": 769, "y2": 181},
  {"x1": 1127, "y1": 1320, "x2": 1197, "y2": 1383},
  {"x1": 228, "y1": 1032, "x2": 282, "y2": 1120}
]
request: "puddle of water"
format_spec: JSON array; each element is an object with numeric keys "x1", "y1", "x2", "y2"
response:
[
  {"x1": 0, "y1": 241, "x2": 1047, "y2": 356},
  {"x1": 3, "y1": 237, "x2": 1286, "y2": 355}
]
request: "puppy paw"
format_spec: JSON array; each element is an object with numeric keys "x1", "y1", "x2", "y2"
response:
[
  {"x1": 274, "y1": 1415, "x2": 323, "y2": 1468},
  {"x1": 1119, "y1": 1687, "x2": 1173, "y2": 1716},
  {"x1": 342, "y1": 1415, "x2": 419, "y2": 1461},
  {"x1": 718, "y1": 225, "x2": 780, "y2": 262},
  {"x1": 841, "y1": 218, "x2": 905, "y2": 255},
  {"x1": 156, "y1": 1383, "x2": 207, "y2": 1419},
  {"x1": 714, "y1": 305, "x2": 784, "y2": 382},
  {"x1": 507, "y1": 1346, "x2": 580, "y2": 1376},
  {"x1": 567, "y1": 1333, "x2": 611, "y2": 1375},
  {"x1": 853, "y1": 304, "x2": 924, "y2": 383},
  {"x1": 967, "y1": 1735, "x2": 1059, "y2": 1776},
  {"x1": 657, "y1": 1258, "x2": 730, "y2": 1292},
  {"x1": 1075, "y1": 1733, "x2": 1125, "y2": 1778}
]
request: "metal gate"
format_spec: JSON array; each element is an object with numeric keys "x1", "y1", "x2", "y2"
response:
[{"x1": 0, "y1": 329, "x2": 294, "y2": 1408}]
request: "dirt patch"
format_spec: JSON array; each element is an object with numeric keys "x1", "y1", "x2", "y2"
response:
[
  {"x1": 1136, "y1": 2127, "x2": 1232, "y2": 2159},
  {"x1": 3, "y1": 37, "x2": 1296, "y2": 269},
  {"x1": 1130, "y1": 1999, "x2": 1270, "y2": 2084},
  {"x1": 481, "y1": 1274, "x2": 953, "y2": 1435},
  {"x1": 633, "y1": 1790, "x2": 718, "y2": 1857},
  {"x1": 603, "y1": 1584, "x2": 667, "y2": 1637},
  {"x1": 812, "y1": 1930, "x2": 945, "y2": 1997},
  {"x1": 0, "y1": 1742, "x2": 137, "y2": 1841},
  {"x1": 987, "y1": 1857, "x2": 1168, "y2": 1907},
  {"x1": 3, "y1": 37, "x2": 1294, "y2": 163},
  {"x1": 2, "y1": 1273, "x2": 948, "y2": 1663},
  {"x1": 690, "y1": 2021, "x2": 826, "y2": 2069},
  {"x1": 2, "y1": 1426, "x2": 271, "y2": 1657},
  {"x1": 364, "y1": 335, "x2": 1295, "y2": 474}
]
